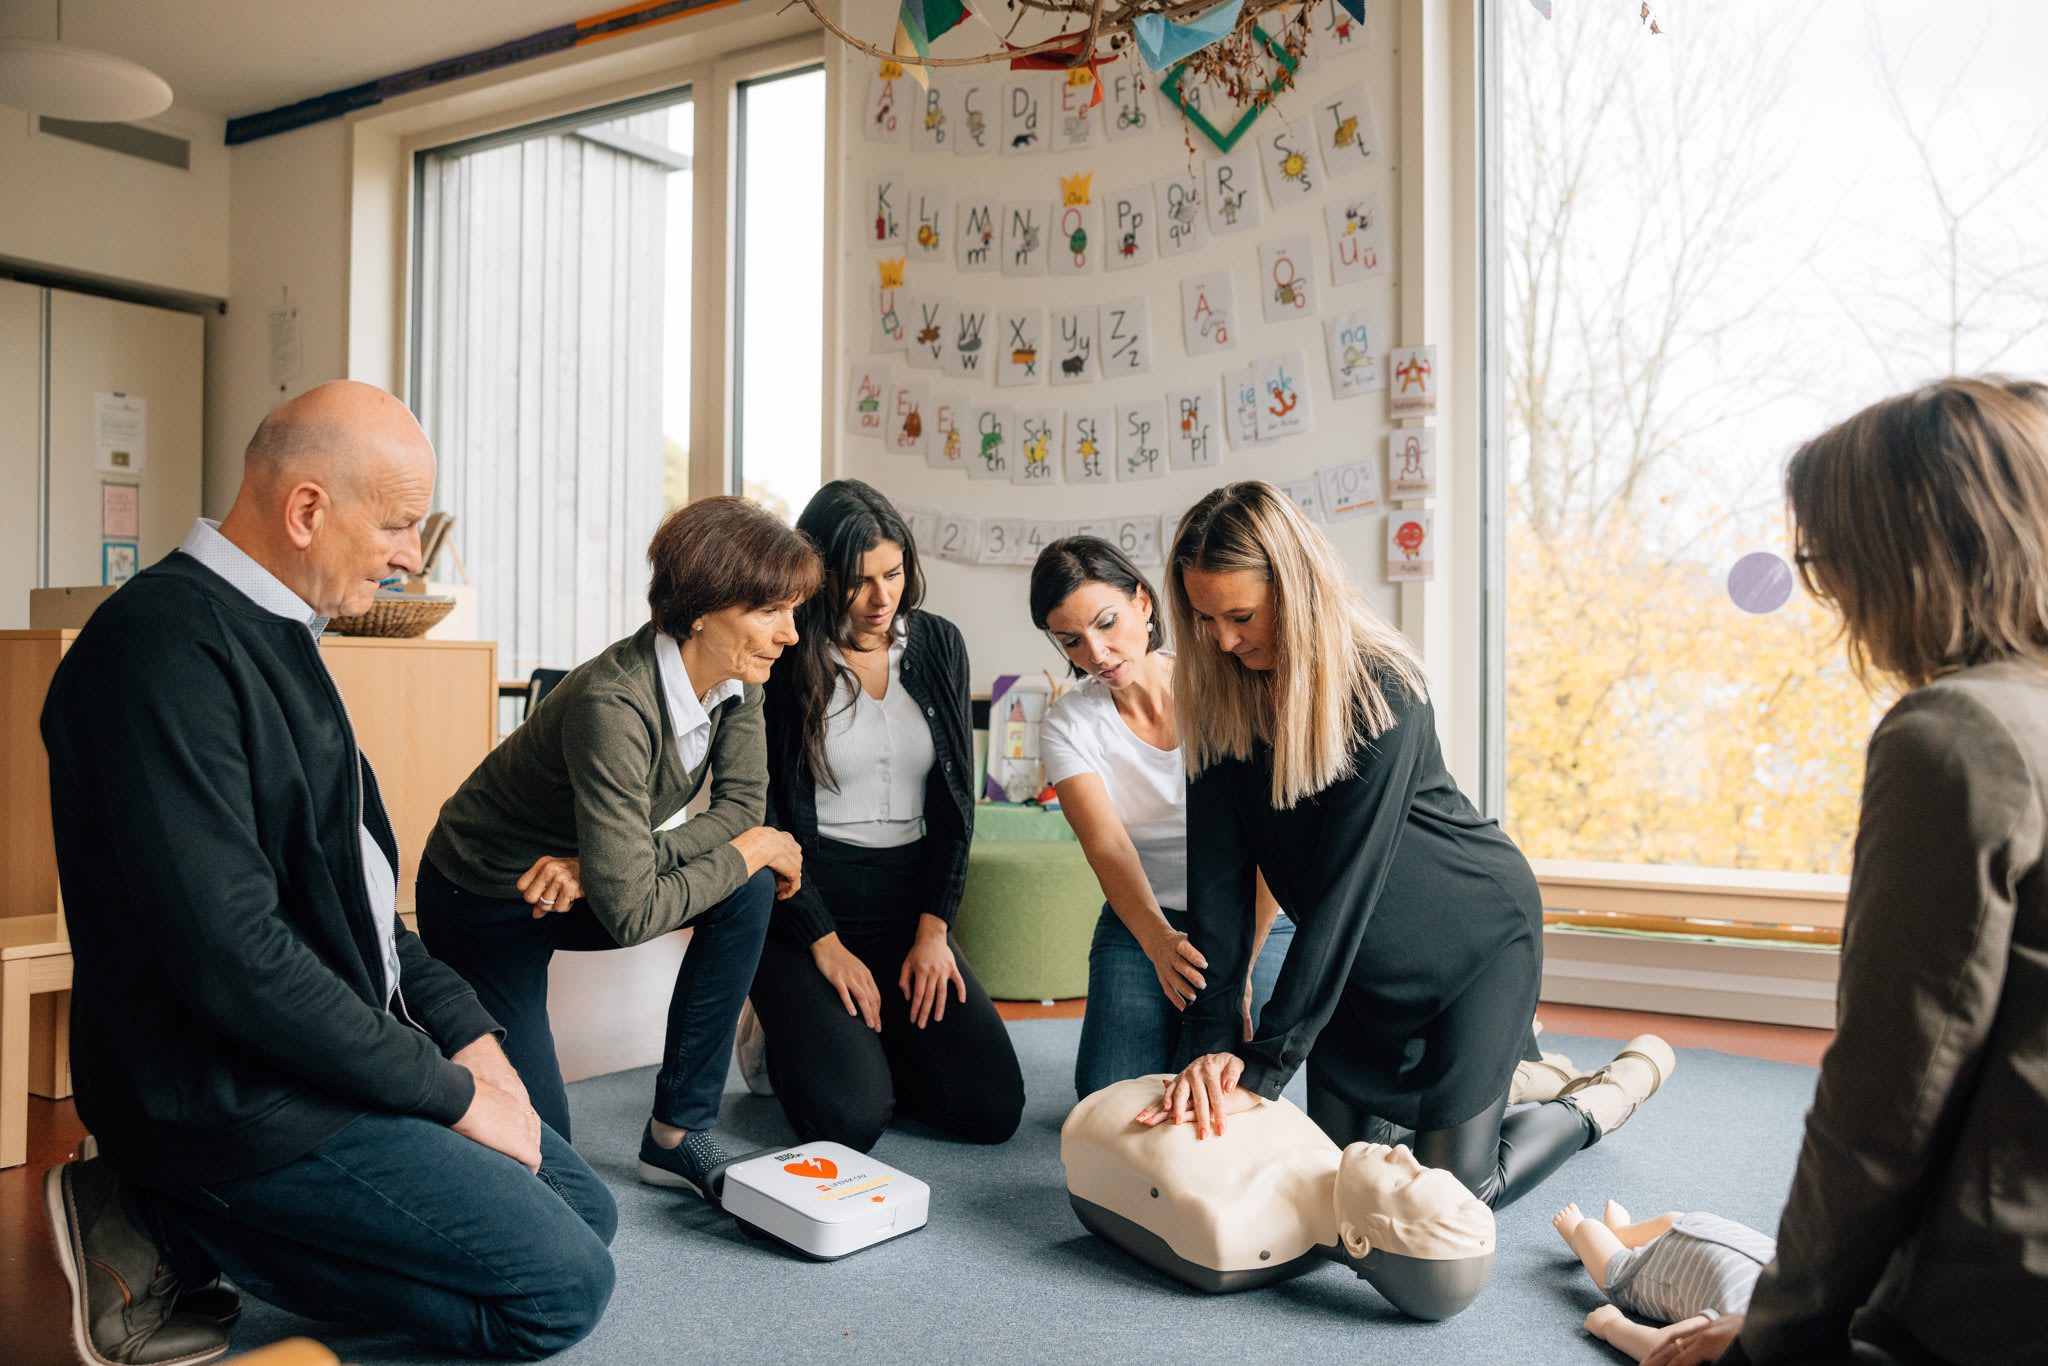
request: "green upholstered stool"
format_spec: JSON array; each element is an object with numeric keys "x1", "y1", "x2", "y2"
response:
[{"x1": 952, "y1": 804, "x2": 1101, "y2": 1001}]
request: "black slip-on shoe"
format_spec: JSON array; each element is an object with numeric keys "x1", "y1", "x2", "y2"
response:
[
  {"x1": 636, "y1": 1122, "x2": 731, "y2": 1200},
  {"x1": 174, "y1": 1282, "x2": 241, "y2": 1331},
  {"x1": 45, "y1": 1158, "x2": 230, "y2": 1366}
]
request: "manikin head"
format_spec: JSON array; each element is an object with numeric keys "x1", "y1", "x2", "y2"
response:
[{"x1": 1335, "y1": 1142, "x2": 1496, "y2": 1261}]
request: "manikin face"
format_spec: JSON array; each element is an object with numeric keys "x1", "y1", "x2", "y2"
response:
[
  {"x1": 845, "y1": 540, "x2": 906, "y2": 642},
  {"x1": 1336, "y1": 1142, "x2": 1494, "y2": 1259},
  {"x1": 1044, "y1": 581, "x2": 1155, "y2": 687},
  {"x1": 691, "y1": 598, "x2": 802, "y2": 687},
  {"x1": 1180, "y1": 568, "x2": 1278, "y2": 671}
]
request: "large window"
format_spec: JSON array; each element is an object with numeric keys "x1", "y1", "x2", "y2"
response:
[{"x1": 1498, "y1": 1, "x2": 2048, "y2": 874}]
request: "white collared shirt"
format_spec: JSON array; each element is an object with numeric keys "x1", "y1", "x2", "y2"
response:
[
  {"x1": 652, "y1": 631, "x2": 745, "y2": 829},
  {"x1": 176, "y1": 519, "x2": 400, "y2": 1006},
  {"x1": 815, "y1": 628, "x2": 934, "y2": 848}
]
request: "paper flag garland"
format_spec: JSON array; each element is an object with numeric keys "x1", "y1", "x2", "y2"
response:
[{"x1": 1133, "y1": 0, "x2": 1243, "y2": 73}]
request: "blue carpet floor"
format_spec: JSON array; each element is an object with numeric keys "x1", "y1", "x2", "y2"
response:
[{"x1": 230, "y1": 1020, "x2": 1817, "y2": 1364}]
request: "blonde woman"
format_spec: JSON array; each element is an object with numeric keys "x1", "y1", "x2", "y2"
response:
[
  {"x1": 1649, "y1": 378, "x2": 2048, "y2": 1366},
  {"x1": 1137, "y1": 481, "x2": 1669, "y2": 1212}
]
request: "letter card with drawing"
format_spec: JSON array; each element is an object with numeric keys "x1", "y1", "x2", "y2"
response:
[
  {"x1": 908, "y1": 186, "x2": 953, "y2": 264},
  {"x1": 864, "y1": 177, "x2": 906, "y2": 252},
  {"x1": 1013, "y1": 409, "x2": 1060, "y2": 486},
  {"x1": 957, "y1": 199, "x2": 998, "y2": 273},
  {"x1": 908, "y1": 295, "x2": 953, "y2": 371},
  {"x1": 1153, "y1": 175, "x2": 1209, "y2": 258},
  {"x1": 887, "y1": 378, "x2": 931, "y2": 458},
  {"x1": 1324, "y1": 306, "x2": 1384, "y2": 398},
  {"x1": 1064, "y1": 407, "x2": 1112, "y2": 484},
  {"x1": 1326, "y1": 193, "x2": 1390, "y2": 285},
  {"x1": 1051, "y1": 306, "x2": 1100, "y2": 387},
  {"x1": 1259, "y1": 235, "x2": 1319, "y2": 324},
  {"x1": 930, "y1": 391, "x2": 968, "y2": 471},
  {"x1": 847, "y1": 362, "x2": 890, "y2": 438},
  {"x1": 866, "y1": 64, "x2": 907, "y2": 143},
  {"x1": 998, "y1": 310, "x2": 1046, "y2": 388},
  {"x1": 1116, "y1": 400, "x2": 1167, "y2": 483},
  {"x1": 1180, "y1": 274, "x2": 1238, "y2": 357},
  {"x1": 1315, "y1": 82, "x2": 1382, "y2": 181},
  {"x1": 1255, "y1": 351, "x2": 1314, "y2": 442},
  {"x1": 966, "y1": 404, "x2": 1014, "y2": 480},
  {"x1": 1257, "y1": 117, "x2": 1325, "y2": 209},
  {"x1": 1100, "y1": 296, "x2": 1152, "y2": 377},
  {"x1": 955, "y1": 79, "x2": 996, "y2": 156},
  {"x1": 1167, "y1": 384, "x2": 1223, "y2": 470},
  {"x1": 1051, "y1": 69, "x2": 1102, "y2": 151},
  {"x1": 911, "y1": 79, "x2": 955, "y2": 154},
  {"x1": 1001, "y1": 76, "x2": 1047, "y2": 155},
  {"x1": 1204, "y1": 149, "x2": 1263, "y2": 237},
  {"x1": 1001, "y1": 201, "x2": 1050, "y2": 277},
  {"x1": 1103, "y1": 60, "x2": 1157, "y2": 141},
  {"x1": 1103, "y1": 184, "x2": 1157, "y2": 272},
  {"x1": 947, "y1": 303, "x2": 993, "y2": 380}
]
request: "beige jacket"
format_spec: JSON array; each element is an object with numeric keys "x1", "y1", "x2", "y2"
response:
[{"x1": 1737, "y1": 661, "x2": 2048, "y2": 1365}]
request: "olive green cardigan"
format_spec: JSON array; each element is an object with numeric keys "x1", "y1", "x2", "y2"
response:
[{"x1": 423, "y1": 624, "x2": 765, "y2": 947}]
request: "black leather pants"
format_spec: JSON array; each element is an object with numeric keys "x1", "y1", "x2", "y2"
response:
[{"x1": 1307, "y1": 1085, "x2": 1599, "y2": 1211}]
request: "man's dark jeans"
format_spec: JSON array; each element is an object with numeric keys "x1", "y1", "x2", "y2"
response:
[{"x1": 136, "y1": 1114, "x2": 616, "y2": 1360}]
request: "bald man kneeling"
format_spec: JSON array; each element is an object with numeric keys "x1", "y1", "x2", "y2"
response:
[{"x1": 40, "y1": 383, "x2": 615, "y2": 1366}]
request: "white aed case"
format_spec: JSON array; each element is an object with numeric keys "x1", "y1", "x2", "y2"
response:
[{"x1": 720, "y1": 1142, "x2": 930, "y2": 1260}]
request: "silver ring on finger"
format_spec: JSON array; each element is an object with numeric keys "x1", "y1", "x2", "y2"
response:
[{"x1": 540, "y1": 897, "x2": 557, "y2": 906}]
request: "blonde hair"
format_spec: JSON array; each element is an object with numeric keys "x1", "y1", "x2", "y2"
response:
[
  {"x1": 1167, "y1": 481, "x2": 1428, "y2": 807},
  {"x1": 1787, "y1": 376, "x2": 2048, "y2": 690}
]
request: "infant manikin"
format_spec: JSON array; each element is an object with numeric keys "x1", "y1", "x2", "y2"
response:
[
  {"x1": 1553, "y1": 1200, "x2": 1777, "y2": 1361},
  {"x1": 1061, "y1": 1076, "x2": 1495, "y2": 1320}
]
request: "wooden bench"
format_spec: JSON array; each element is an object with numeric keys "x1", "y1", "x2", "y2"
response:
[{"x1": 2, "y1": 913, "x2": 71, "y2": 1168}]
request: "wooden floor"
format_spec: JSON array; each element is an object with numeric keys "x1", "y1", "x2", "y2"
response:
[{"x1": 0, "y1": 1003, "x2": 1828, "y2": 1366}]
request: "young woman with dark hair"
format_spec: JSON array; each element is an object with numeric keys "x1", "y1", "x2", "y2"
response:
[
  {"x1": 1028, "y1": 534, "x2": 1295, "y2": 1099},
  {"x1": 416, "y1": 496, "x2": 818, "y2": 1200},
  {"x1": 744, "y1": 479, "x2": 1023, "y2": 1152}
]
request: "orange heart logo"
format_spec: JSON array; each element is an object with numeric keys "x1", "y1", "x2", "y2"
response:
[{"x1": 784, "y1": 1157, "x2": 838, "y2": 1180}]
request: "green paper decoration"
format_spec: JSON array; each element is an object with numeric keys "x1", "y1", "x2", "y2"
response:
[{"x1": 1159, "y1": 26, "x2": 1299, "y2": 152}]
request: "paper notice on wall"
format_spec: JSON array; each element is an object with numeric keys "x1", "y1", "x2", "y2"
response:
[
  {"x1": 94, "y1": 393, "x2": 147, "y2": 475},
  {"x1": 268, "y1": 304, "x2": 301, "y2": 389},
  {"x1": 102, "y1": 481, "x2": 139, "y2": 539}
]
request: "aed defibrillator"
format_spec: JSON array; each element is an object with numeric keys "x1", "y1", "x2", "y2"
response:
[{"x1": 716, "y1": 1141, "x2": 930, "y2": 1261}]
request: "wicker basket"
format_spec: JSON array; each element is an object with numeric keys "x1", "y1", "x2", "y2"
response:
[{"x1": 325, "y1": 593, "x2": 457, "y2": 639}]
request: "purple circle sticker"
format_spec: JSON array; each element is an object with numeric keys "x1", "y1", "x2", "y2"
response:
[{"x1": 1727, "y1": 552, "x2": 1794, "y2": 615}]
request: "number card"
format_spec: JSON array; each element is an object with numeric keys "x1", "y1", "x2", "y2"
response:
[
  {"x1": 997, "y1": 309, "x2": 1046, "y2": 388},
  {"x1": 1001, "y1": 76, "x2": 1047, "y2": 155},
  {"x1": 864, "y1": 177, "x2": 905, "y2": 252},
  {"x1": 866, "y1": 65, "x2": 907, "y2": 143},
  {"x1": 1389, "y1": 344, "x2": 1438, "y2": 416},
  {"x1": 947, "y1": 303, "x2": 993, "y2": 380},
  {"x1": 1314, "y1": 82, "x2": 1382, "y2": 181},
  {"x1": 955, "y1": 79, "x2": 996, "y2": 156},
  {"x1": 1319, "y1": 459, "x2": 1381, "y2": 521},
  {"x1": 1051, "y1": 69, "x2": 1102, "y2": 151},
  {"x1": 1051, "y1": 306, "x2": 1100, "y2": 387},
  {"x1": 1280, "y1": 476, "x2": 1327, "y2": 523},
  {"x1": 1001, "y1": 201, "x2": 1050, "y2": 277},
  {"x1": 979, "y1": 518, "x2": 1025, "y2": 564},
  {"x1": 908, "y1": 186, "x2": 953, "y2": 264},
  {"x1": 933, "y1": 512, "x2": 981, "y2": 562},
  {"x1": 1204, "y1": 149, "x2": 1263, "y2": 237},
  {"x1": 1153, "y1": 174, "x2": 1210, "y2": 257},
  {"x1": 1387, "y1": 510, "x2": 1434, "y2": 581},
  {"x1": 957, "y1": 199, "x2": 998, "y2": 273},
  {"x1": 1062, "y1": 408, "x2": 1111, "y2": 485},
  {"x1": 886, "y1": 378, "x2": 931, "y2": 458},
  {"x1": 870, "y1": 282, "x2": 908, "y2": 352},
  {"x1": 1181, "y1": 274, "x2": 1238, "y2": 356},
  {"x1": 904, "y1": 505, "x2": 939, "y2": 550},
  {"x1": 1017, "y1": 519, "x2": 1067, "y2": 564},
  {"x1": 1100, "y1": 296, "x2": 1153, "y2": 377},
  {"x1": 1116, "y1": 399, "x2": 1168, "y2": 482},
  {"x1": 1167, "y1": 384, "x2": 1223, "y2": 470},
  {"x1": 1257, "y1": 117, "x2": 1325, "y2": 208},
  {"x1": 1014, "y1": 409, "x2": 1061, "y2": 486},
  {"x1": 1325, "y1": 306, "x2": 1384, "y2": 398},
  {"x1": 1103, "y1": 61, "x2": 1157, "y2": 141},
  {"x1": 1113, "y1": 513, "x2": 1162, "y2": 566},
  {"x1": 907, "y1": 295, "x2": 952, "y2": 371},
  {"x1": 1226, "y1": 363, "x2": 1268, "y2": 448},
  {"x1": 1103, "y1": 184, "x2": 1158, "y2": 272},
  {"x1": 1259, "y1": 235, "x2": 1319, "y2": 324},
  {"x1": 930, "y1": 391, "x2": 969, "y2": 470},
  {"x1": 911, "y1": 79, "x2": 954, "y2": 154},
  {"x1": 1389, "y1": 427, "x2": 1437, "y2": 497},
  {"x1": 1255, "y1": 351, "x2": 1314, "y2": 442},
  {"x1": 1055, "y1": 198, "x2": 1101, "y2": 275},
  {"x1": 1326, "y1": 193, "x2": 1390, "y2": 285},
  {"x1": 847, "y1": 362, "x2": 890, "y2": 438},
  {"x1": 966, "y1": 403, "x2": 1014, "y2": 480}
]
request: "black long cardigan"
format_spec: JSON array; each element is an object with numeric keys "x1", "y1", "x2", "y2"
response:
[{"x1": 762, "y1": 608, "x2": 977, "y2": 947}]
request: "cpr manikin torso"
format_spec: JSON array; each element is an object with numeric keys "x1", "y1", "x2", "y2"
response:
[{"x1": 1061, "y1": 1077, "x2": 1496, "y2": 1319}]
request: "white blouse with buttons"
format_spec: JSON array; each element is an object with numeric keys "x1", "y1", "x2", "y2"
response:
[{"x1": 814, "y1": 633, "x2": 937, "y2": 848}]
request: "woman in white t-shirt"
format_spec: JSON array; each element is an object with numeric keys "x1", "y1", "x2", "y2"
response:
[{"x1": 1030, "y1": 536, "x2": 1294, "y2": 1099}]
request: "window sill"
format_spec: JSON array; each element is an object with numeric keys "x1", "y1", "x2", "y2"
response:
[{"x1": 1529, "y1": 858, "x2": 1847, "y2": 939}]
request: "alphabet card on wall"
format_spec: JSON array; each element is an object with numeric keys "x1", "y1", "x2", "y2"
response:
[
  {"x1": 1055, "y1": 175, "x2": 1100, "y2": 275},
  {"x1": 1319, "y1": 458, "x2": 1381, "y2": 521},
  {"x1": 1051, "y1": 69, "x2": 1102, "y2": 151},
  {"x1": 909, "y1": 296, "x2": 954, "y2": 371},
  {"x1": 1326, "y1": 192, "x2": 1390, "y2": 284},
  {"x1": 1315, "y1": 82, "x2": 1382, "y2": 181},
  {"x1": 932, "y1": 511, "x2": 981, "y2": 562},
  {"x1": 1168, "y1": 384, "x2": 1223, "y2": 469},
  {"x1": 956, "y1": 79, "x2": 996, "y2": 156},
  {"x1": 1257, "y1": 117, "x2": 1325, "y2": 209},
  {"x1": 1388, "y1": 510, "x2": 1434, "y2": 581},
  {"x1": 871, "y1": 268, "x2": 908, "y2": 352},
  {"x1": 1002, "y1": 76, "x2": 1047, "y2": 155},
  {"x1": 867, "y1": 62, "x2": 907, "y2": 143},
  {"x1": 1051, "y1": 306, "x2": 1100, "y2": 386},
  {"x1": 910, "y1": 78, "x2": 953, "y2": 153},
  {"x1": 887, "y1": 378, "x2": 931, "y2": 458},
  {"x1": 909, "y1": 186, "x2": 953, "y2": 263},
  {"x1": 966, "y1": 403, "x2": 1014, "y2": 480},
  {"x1": 865, "y1": 177, "x2": 905, "y2": 252},
  {"x1": 1018, "y1": 519, "x2": 1066, "y2": 564},
  {"x1": 847, "y1": 362, "x2": 890, "y2": 438},
  {"x1": 1116, "y1": 399, "x2": 1168, "y2": 482},
  {"x1": 998, "y1": 309, "x2": 1046, "y2": 387},
  {"x1": 1103, "y1": 184, "x2": 1157, "y2": 272},
  {"x1": 1013, "y1": 408, "x2": 1060, "y2": 486},
  {"x1": 1226, "y1": 363, "x2": 1270, "y2": 448},
  {"x1": 947, "y1": 303, "x2": 993, "y2": 380},
  {"x1": 930, "y1": 391, "x2": 968, "y2": 470},
  {"x1": 1100, "y1": 296, "x2": 1153, "y2": 377},
  {"x1": 1001, "y1": 201, "x2": 1050, "y2": 276},
  {"x1": 1154, "y1": 174, "x2": 1210, "y2": 257},
  {"x1": 957, "y1": 199, "x2": 998, "y2": 273},
  {"x1": 1389, "y1": 344, "x2": 1438, "y2": 416},
  {"x1": 1064, "y1": 407, "x2": 1112, "y2": 484},
  {"x1": 1280, "y1": 475, "x2": 1328, "y2": 523},
  {"x1": 1325, "y1": 306, "x2": 1384, "y2": 398},
  {"x1": 979, "y1": 518, "x2": 1025, "y2": 564},
  {"x1": 1260, "y1": 235, "x2": 1318, "y2": 324},
  {"x1": 1181, "y1": 273, "x2": 1239, "y2": 356},
  {"x1": 1255, "y1": 350, "x2": 1314, "y2": 442},
  {"x1": 1390, "y1": 427, "x2": 1437, "y2": 496},
  {"x1": 1103, "y1": 61, "x2": 1157, "y2": 141},
  {"x1": 1204, "y1": 149, "x2": 1263, "y2": 236}
]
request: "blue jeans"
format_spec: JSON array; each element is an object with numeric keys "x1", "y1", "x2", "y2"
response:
[
  {"x1": 137, "y1": 1114, "x2": 616, "y2": 1359},
  {"x1": 417, "y1": 858, "x2": 775, "y2": 1137},
  {"x1": 1074, "y1": 905, "x2": 1296, "y2": 1099}
]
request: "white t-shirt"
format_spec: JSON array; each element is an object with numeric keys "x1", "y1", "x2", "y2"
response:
[
  {"x1": 815, "y1": 633, "x2": 934, "y2": 848},
  {"x1": 1039, "y1": 664, "x2": 1188, "y2": 910}
]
